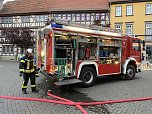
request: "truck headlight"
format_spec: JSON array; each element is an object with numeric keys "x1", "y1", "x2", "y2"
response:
[{"x1": 41, "y1": 51, "x2": 44, "y2": 57}]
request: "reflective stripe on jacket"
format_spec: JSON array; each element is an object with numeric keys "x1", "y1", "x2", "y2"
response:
[{"x1": 19, "y1": 56, "x2": 36, "y2": 73}]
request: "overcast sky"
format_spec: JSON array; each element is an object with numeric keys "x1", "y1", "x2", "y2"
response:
[{"x1": 4, "y1": 0, "x2": 15, "y2": 4}]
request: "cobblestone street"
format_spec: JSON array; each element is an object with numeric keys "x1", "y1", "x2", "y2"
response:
[
  {"x1": 0, "y1": 61, "x2": 91, "y2": 114},
  {"x1": 1, "y1": 61, "x2": 152, "y2": 114}
]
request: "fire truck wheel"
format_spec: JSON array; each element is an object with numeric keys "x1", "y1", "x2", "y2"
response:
[
  {"x1": 125, "y1": 65, "x2": 136, "y2": 80},
  {"x1": 79, "y1": 67, "x2": 96, "y2": 87}
]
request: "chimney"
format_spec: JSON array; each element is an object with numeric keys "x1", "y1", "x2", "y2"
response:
[{"x1": 0, "y1": 0, "x2": 4, "y2": 10}]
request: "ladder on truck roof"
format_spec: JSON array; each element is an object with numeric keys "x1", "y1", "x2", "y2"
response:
[{"x1": 50, "y1": 18, "x2": 122, "y2": 34}]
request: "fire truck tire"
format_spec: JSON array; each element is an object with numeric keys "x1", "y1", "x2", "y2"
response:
[
  {"x1": 79, "y1": 67, "x2": 96, "y2": 87},
  {"x1": 125, "y1": 65, "x2": 136, "y2": 80}
]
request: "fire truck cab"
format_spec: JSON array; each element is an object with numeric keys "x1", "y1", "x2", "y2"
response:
[{"x1": 36, "y1": 18, "x2": 143, "y2": 87}]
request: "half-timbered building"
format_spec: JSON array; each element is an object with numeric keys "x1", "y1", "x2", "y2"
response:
[{"x1": 0, "y1": 0, "x2": 109, "y2": 60}]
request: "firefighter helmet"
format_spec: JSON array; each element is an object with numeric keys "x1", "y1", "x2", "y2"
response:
[{"x1": 26, "y1": 48, "x2": 33, "y2": 54}]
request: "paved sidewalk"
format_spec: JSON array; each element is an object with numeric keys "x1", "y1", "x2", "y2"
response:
[{"x1": 140, "y1": 60, "x2": 152, "y2": 71}]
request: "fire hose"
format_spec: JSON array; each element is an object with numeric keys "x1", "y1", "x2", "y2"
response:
[
  {"x1": 47, "y1": 90, "x2": 88, "y2": 114},
  {"x1": 1, "y1": 90, "x2": 152, "y2": 114}
]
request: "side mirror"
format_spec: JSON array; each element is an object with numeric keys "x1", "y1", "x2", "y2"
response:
[
  {"x1": 138, "y1": 39, "x2": 141, "y2": 51},
  {"x1": 143, "y1": 40, "x2": 145, "y2": 51}
]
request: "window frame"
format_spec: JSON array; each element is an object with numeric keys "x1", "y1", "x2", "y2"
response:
[
  {"x1": 126, "y1": 23, "x2": 133, "y2": 35},
  {"x1": 101, "y1": 13, "x2": 106, "y2": 20},
  {"x1": 145, "y1": 22, "x2": 152, "y2": 41},
  {"x1": 126, "y1": 5, "x2": 133, "y2": 16},
  {"x1": 57, "y1": 14, "x2": 62, "y2": 19},
  {"x1": 81, "y1": 14, "x2": 86, "y2": 21},
  {"x1": 76, "y1": 14, "x2": 81, "y2": 21},
  {"x1": 95, "y1": 13, "x2": 100, "y2": 20},
  {"x1": 146, "y1": 3, "x2": 152, "y2": 15},
  {"x1": 115, "y1": 6, "x2": 122, "y2": 17},
  {"x1": 67, "y1": 14, "x2": 72, "y2": 21},
  {"x1": 62, "y1": 14, "x2": 67, "y2": 20},
  {"x1": 2, "y1": 46, "x2": 6, "y2": 53},
  {"x1": 115, "y1": 23, "x2": 122, "y2": 33},
  {"x1": 2, "y1": 45, "x2": 14, "y2": 54},
  {"x1": 0, "y1": 30, "x2": 5, "y2": 36},
  {"x1": 21, "y1": 16, "x2": 30, "y2": 23},
  {"x1": 35, "y1": 15, "x2": 48, "y2": 22},
  {"x1": 0, "y1": 17, "x2": 13, "y2": 23},
  {"x1": 86, "y1": 14, "x2": 91, "y2": 21}
]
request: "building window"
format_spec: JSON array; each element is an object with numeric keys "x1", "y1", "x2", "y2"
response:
[
  {"x1": 71, "y1": 14, "x2": 76, "y2": 21},
  {"x1": 96, "y1": 13, "x2": 100, "y2": 20},
  {"x1": 11, "y1": 47, "x2": 13, "y2": 53},
  {"x1": 2, "y1": 46, "x2": 5, "y2": 53},
  {"x1": 101, "y1": 13, "x2": 105, "y2": 20},
  {"x1": 101, "y1": 21, "x2": 105, "y2": 25},
  {"x1": 7, "y1": 46, "x2": 9, "y2": 52},
  {"x1": 115, "y1": 24, "x2": 122, "y2": 33},
  {"x1": 76, "y1": 14, "x2": 80, "y2": 21},
  {"x1": 86, "y1": 14, "x2": 91, "y2": 21},
  {"x1": 1, "y1": 17, "x2": 13, "y2": 23},
  {"x1": 67, "y1": 14, "x2": 71, "y2": 20},
  {"x1": 0, "y1": 30, "x2": 5, "y2": 36},
  {"x1": 62, "y1": 14, "x2": 66, "y2": 20},
  {"x1": 21, "y1": 16, "x2": 30, "y2": 23},
  {"x1": 2, "y1": 45, "x2": 14, "y2": 54},
  {"x1": 126, "y1": 23, "x2": 133, "y2": 35},
  {"x1": 146, "y1": 4, "x2": 152, "y2": 14},
  {"x1": 126, "y1": 5, "x2": 133, "y2": 16},
  {"x1": 81, "y1": 14, "x2": 85, "y2": 21},
  {"x1": 145, "y1": 22, "x2": 152, "y2": 41},
  {"x1": 35, "y1": 15, "x2": 48, "y2": 22},
  {"x1": 53, "y1": 14, "x2": 57, "y2": 18},
  {"x1": 146, "y1": 46, "x2": 152, "y2": 59},
  {"x1": 57, "y1": 14, "x2": 62, "y2": 19},
  {"x1": 115, "y1": 6, "x2": 122, "y2": 16}
]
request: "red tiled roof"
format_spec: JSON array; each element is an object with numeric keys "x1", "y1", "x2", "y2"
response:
[
  {"x1": 0, "y1": 0, "x2": 109, "y2": 16},
  {"x1": 109, "y1": 0, "x2": 148, "y2": 3},
  {"x1": 109, "y1": 0, "x2": 128, "y2": 2}
]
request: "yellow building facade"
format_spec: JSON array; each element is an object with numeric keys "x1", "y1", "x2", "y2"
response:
[
  {"x1": 110, "y1": 0, "x2": 152, "y2": 41},
  {"x1": 110, "y1": 0, "x2": 152, "y2": 60}
]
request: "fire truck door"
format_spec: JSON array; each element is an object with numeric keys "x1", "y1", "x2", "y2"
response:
[{"x1": 131, "y1": 40, "x2": 141, "y2": 62}]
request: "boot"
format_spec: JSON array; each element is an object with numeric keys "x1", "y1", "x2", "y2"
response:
[
  {"x1": 32, "y1": 87, "x2": 39, "y2": 93},
  {"x1": 22, "y1": 89, "x2": 27, "y2": 94},
  {"x1": 35, "y1": 74, "x2": 39, "y2": 78}
]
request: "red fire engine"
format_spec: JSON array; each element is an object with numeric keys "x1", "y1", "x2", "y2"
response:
[{"x1": 36, "y1": 18, "x2": 143, "y2": 87}]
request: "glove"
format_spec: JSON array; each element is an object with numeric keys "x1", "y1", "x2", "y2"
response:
[
  {"x1": 35, "y1": 73, "x2": 39, "y2": 78},
  {"x1": 19, "y1": 72, "x2": 24, "y2": 77}
]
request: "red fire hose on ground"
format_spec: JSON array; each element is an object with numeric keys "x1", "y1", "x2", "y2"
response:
[
  {"x1": 1, "y1": 90, "x2": 152, "y2": 114},
  {"x1": 47, "y1": 90, "x2": 88, "y2": 114}
]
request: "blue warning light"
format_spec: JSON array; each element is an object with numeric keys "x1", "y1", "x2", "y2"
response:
[{"x1": 51, "y1": 23, "x2": 62, "y2": 28}]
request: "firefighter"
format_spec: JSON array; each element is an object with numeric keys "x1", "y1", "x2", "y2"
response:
[{"x1": 19, "y1": 48, "x2": 39, "y2": 94}]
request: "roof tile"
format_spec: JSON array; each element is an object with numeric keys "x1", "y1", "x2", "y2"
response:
[{"x1": 0, "y1": 0, "x2": 109, "y2": 15}]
